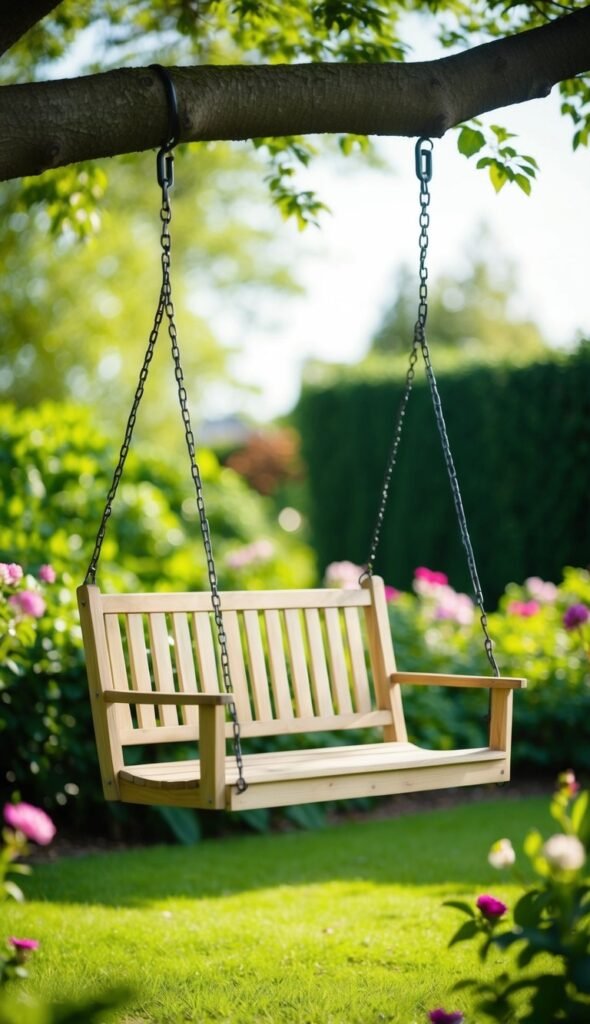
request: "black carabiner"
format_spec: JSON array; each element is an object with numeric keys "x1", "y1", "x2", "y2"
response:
[{"x1": 415, "y1": 137, "x2": 433, "y2": 183}]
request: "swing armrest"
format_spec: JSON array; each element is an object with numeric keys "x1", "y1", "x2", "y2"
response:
[
  {"x1": 104, "y1": 691, "x2": 233, "y2": 705},
  {"x1": 389, "y1": 672, "x2": 526, "y2": 753},
  {"x1": 389, "y1": 672, "x2": 526, "y2": 690},
  {"x1": 105, "y1": 690, "x2": 230, "y2": 809}
]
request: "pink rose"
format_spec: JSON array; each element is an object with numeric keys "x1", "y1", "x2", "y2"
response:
[
  {"x1": 476, "y1": 894, "x2": 508, "y2": 920},
  {"x1": 415, "y1": 567, "x2": 448, "y2": 586},
  {"x1": 8, "y1": 590, "x2": 46, "y2": 618},
  {"x1": 9, "y1": 937, "x2": 39, "y2": 962},
  {"x1": 4, "y1": 802, "x2": 56, "y2": 845},
  {"x1": 0, "y1": 562, "x2": 24, "y2": 585},
  {"x1": 38, "y1": 564, "x2": 56, "y2": 583},
  {"x1": 507, "y1": 600, "x2": 540, "y2": 618},
  {"x1": 384, "y1": 585, "x2": 400, "y2": 603}
]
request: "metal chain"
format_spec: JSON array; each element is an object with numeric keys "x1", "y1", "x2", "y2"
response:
[
  {"x1": 159, "y1": 165, "x2": 247, "y2": 793},
  {"x1": 364, "y1": 137, "x2": 499, "y2": 676},
  {"x1": 83, "y1": 143, "x2": 247, "y2": 792}
]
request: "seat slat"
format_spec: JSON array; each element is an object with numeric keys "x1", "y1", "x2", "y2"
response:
[
  {"x1": 265, "y1": 610, "x2": 294, "y2": 719},
  {"x1": 305, "y1": 608, "x2": 334, "y2": 716},
  {"x1": 324, "y1": 608, "x2": 353, "y2": 715},
  {"x1": 171, "y1": 614, "x2": 198, "y2": 727},
  {"x1": 147, "y1": 613, "x2": 178, "y2": 726},
  {"x1": 243, "y1": 610, "x2": 273, "y2": 720},
  {"x1": 344, "y1": 606, "x2": 372, "y2": 713},
  {"x1": 223, "y1": 610, "x2": 253, "y2": 722},
  {"x1": 104, "y1": 615, "x2": 133, "y2": 733},
  {"x1": 191, "y1": 613, "x2": 220, "y2": 694},
  {"x1": 284, "y1": 609, "x2": 314, "y2": 717},
  {"x1": 120, "y1": 743, "x2": 505, "y2": 788},
  {"x1": 125, "y1": 614, "x2": 156, "y2": 729}
]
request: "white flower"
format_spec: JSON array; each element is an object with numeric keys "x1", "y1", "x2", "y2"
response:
[
  {"x1": 543, "y1": 834, "x2": 586, "y2": 872},
  {"x1": 488, "y1": 838, "x2": 516, "y2": 869}
]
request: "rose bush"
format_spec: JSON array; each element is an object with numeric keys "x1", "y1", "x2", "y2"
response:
[{"x1": 441, "y1": 773, "x2": 590, "y2": 1022}]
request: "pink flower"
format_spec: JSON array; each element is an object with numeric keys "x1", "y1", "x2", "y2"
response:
[
  {"x1": 3, "y1": 802, "x2": 56, "y2": 845},
  {"x1": 525, "y1": 577, "x2": 558, "y2": 603},
  {"x1": 563, "y1": 604, "x2": 589, "y2": 630},
  {"x1": 476, "y1": 894, "x2": 508, "y2": 920},
  {"x1": 507, "y1": 600, "x2": 540, "y2": 618},
  {"x1": 9, "y1": 938, "x2": 39, "y2": 952},
  {"x1": 38, "y1": 564, "x2": 56, "y2": 583},
  {"x1": 324, "y1": 560, "x2": 365, "y2": 589},
  {"x1": 428, "y1": 1011, "x2": 464, "y2": 1024},
  {"x1": 415, "y1": 567, "x2": 448, "y2": 587},
  {"x1": 558, "y1": 770, "x2": 580, "y2": 797},
  {"x1": 8, "y1": 590, "x2": 46, "y2": 618},
  {"x1": 0, "y1": 562, "x2": 24, "y2": 585},
  {"x1": 8, "y1": 937, "x2": 39, "y2": 963},
  {"x1": 384, "y1": 585, "x2": 400, "y2": 603}
]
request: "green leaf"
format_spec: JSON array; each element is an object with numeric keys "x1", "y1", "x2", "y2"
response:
[
  {"x1": 443, "y1": 900, "x2": 476, "y2": 917},
  {"x1": 514, "y1": 173, "x2": 531, "y2": 195},
  {"x1": 3, "y1": 880, "x2": 24, "y2": 901},
  {"x1": 491, "y1": 124, "x2": 517, "y2": 143},
  {"x1": 476, "y1": 157, "x2": 492, "y2": 169},
  {"x1": 449, "y1": 919, "x2": 479, "y2": 946},
  {"x1": 489, "y1": 162, "x2": 508, "y2": 192},
  {"x1": 156, "y1": 806, "x2": 201, "y2": 845},
  {"x1": 521, "y1": 154, "x2": 539, "y2": 169},
  {"x1": 513, "y1": 890, "x2": 544, "y2": 927},
  {"x1": 458, "y1": 126, "x2": 486, "y2": 158},
  {"x1": 524, "y1": 829, "x2": 543, "y2": 859}
]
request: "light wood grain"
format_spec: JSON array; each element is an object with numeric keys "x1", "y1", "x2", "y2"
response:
[
  {"x1": 305, "y1": 607, "x2": 334, "y2": 716},
  {"x1": 243, "y1": 610, "x2": 273, "y2": 719},
  {"x1": 284, "y1": 608, "x2": 314, "y2": 717},
  {"x1": 171, "y1": 613, "x2": 198, "y2": 727},
  {"x1": 105, "y1": 690, "x2": 232, "y2": 705},
  {"x1": 223, "y1": 610, "x2": 253, "y2": 722},
  {"x1": 489, "y1": 688, "x2": 513, "y2": 751},
  {"x1": 77, "y1": 585, "x2": 123, "y2": 799},
  {"x1": 344, "y1": 606, "x2": 371, "y2": 713},
  {"x1": 148, "y1": 613, "x2": 178, "y2": 726},
  {"x1": 125, "y1": 613, "x2": 156, "y2": 729},
  {"x1": 191, "y1": 612, "x2": 219, "y2": 694},
  {"x1": 199, "y1": 704, "x2": 227, "y2": 809},
  {"x1": 265, "y1": 610, "x2": 294, "y2": 719},
  {"x1": 392, "y1": 672, "x2": 527, "y2": 689},
  {"x1": 102, "y1": 588, "x2": 372, "y2": 614},
  {"x1": 324, "y1": 608, "x2": 353, "y2": 715},
  {"x1": 104, "y1": 614, "x2": 132, "y2": 733},
  {"x1": 363, "y1": 576, "x2": 407, "y2": 741}
]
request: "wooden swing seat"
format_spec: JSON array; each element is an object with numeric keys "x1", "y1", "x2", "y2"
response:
[{"x1": 78, "y1": 576, "x2": 525, "y2": 812}]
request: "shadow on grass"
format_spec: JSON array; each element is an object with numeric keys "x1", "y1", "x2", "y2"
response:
[{"x1": 25, "y1": 793, "x2": 552, "y2": 908}]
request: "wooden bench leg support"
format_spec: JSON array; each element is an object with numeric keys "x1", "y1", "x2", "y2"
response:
[
  {"x1": 198, "y1": 704, "x2": 227, "y2": 809},
  {"x1": 489, "y1": 688, "x2": 513, "y2": 752}
]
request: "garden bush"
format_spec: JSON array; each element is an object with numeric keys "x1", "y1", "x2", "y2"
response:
[
  {"x1": 296, "y1": 343, "x2": 590, "y2": 604},
  {"x1": 0, "y1": 402, "x2": 313, "y2": 836}
]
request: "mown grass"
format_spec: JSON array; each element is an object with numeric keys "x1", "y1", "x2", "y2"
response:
[{"x1": 3, "y1": 794, "x2": 552, "y2": 1023}]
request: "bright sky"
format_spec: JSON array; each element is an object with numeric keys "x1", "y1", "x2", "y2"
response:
[{"x1": 209, "y1": 87, "x2": 590, "y2": 421}]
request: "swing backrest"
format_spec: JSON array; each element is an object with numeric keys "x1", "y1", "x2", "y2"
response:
[{"x1": 78, "y1": 575, "x2": 407, "y2": 760}]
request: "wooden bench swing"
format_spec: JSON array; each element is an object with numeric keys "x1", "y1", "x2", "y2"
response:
[{"x1": 77, "y1": 70, "x2": 525, "y2": 815}]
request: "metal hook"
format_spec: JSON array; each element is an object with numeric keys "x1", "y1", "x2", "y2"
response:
[
  {"x1": 415, "y1": 137, "x2": 433, "y2": 183},
  {"x1": 150, "y1": 64, "x2": 180, "y2": 189}
]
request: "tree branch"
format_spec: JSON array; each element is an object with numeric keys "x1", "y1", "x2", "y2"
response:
[
  {"x1": 0, "y1": 1, "x2": 63, "y2": 58},
  {"x1": 0, "y1": 7, "x2": 589, "y2": 182}
]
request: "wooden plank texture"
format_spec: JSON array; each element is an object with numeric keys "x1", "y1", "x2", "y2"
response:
[
  {"x1": 344, "y1": 606, "x2": 371, "y2": 713},
  {"x1": 305, "y1": 608, "x2": 334, "y2": 716},
  {"x1": 125, "y1": 613, "x2": 156, "y2": 729},
  {"x1": 243, "y1": 610, "x2": 273, "y2": 719},
  {"x1": 324, "y1": 608, "x2": 353, "y2": 714},
  {"x1": 265, "y1": 610, "x2": 294, "y2": 719},
  {"x1": 148, "y1": 613, "x2": 178, "y2": 726},
  {"x1": 284, "y1": 609, "x2": 314, "y2": 717},
  {"x1": 171, "y1": 613, "x2": 198, "y2": 727}
]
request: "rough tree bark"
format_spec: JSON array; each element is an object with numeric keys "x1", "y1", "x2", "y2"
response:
[{"x1": 0, "y1": 6, "x2": 589, "y2": 182}]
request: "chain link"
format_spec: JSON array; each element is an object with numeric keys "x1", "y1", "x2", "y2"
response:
[
  {"x1": 364, "y1": 137, "x2": 499, "y2": 677},
  {"x1": 83, "y1": 151, "x2": 247, "y2": 793}
]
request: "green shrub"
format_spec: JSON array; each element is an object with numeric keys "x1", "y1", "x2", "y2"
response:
[
  {"x1": 0, "y1": 402, "x2": 314, "y2": 835},
  {"x1": 296, "y1": 343, "x2": 590, "y2": 604}
]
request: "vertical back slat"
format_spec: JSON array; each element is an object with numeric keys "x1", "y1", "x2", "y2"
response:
[
  {"x1": 223, "y1": 611, "x2": 253, "y2": 722},
  {"x1": 324, "y1": 608, "x2": 353, "y2": 714},
  {"x1": 264, "y1": 610, "x2": 293, "y2": 719},
  {"x1": 125, "y1": 613, "x2": 156, "y2": 729},
  {"x1": 344, "y1": 606, "x2": 372, "y2": 712},
  {"x1": 284, "y1": 609, "x2": 314, "y2": 717},
  {"x1": 148, "y1": 613, "x2": 178, "y2": 726},
  {"x1": 305, "y1": 608, "x2": 334, "y2": 716},
  {"x1": 243, "y1": 610, "x2": 273, "y2": 720},
  {"x1": 104, "y1": 615, "x2": 133, "y2": 733},
  {"x1": 192, "y1": 613, "x2": 220, "y2": 694},
  {"x1": 172, "y1": 613, "x2": 198, "y2": 727},
  {"x1": 363, "y1": 576, "x2": 407, "y2": 742}
]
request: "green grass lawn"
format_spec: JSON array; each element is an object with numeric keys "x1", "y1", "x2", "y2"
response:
[{"x1": 2, "y1": 793, "x2": 553, "y2": 1023}]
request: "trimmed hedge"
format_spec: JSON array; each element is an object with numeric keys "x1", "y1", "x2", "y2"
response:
[{"x1": 296, "y1": 344, "x2": 590, "y2": 604}]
